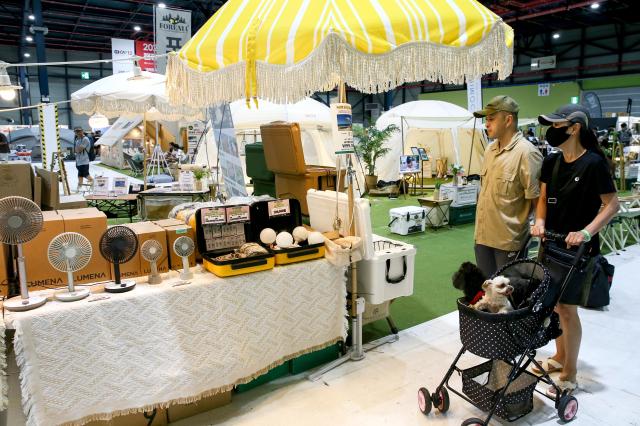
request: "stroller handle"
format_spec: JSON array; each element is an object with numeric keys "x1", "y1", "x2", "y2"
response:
[{"x1": 543, "y1": 231, "x2": 588, "y2": 267}]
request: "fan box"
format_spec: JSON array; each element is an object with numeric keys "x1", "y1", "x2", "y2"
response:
[
  {"x1": 0, "y1": 242, "x2": 13, "y2": 297},
  {"x1": 120, "y1": 221, "x2": 169, "y2": 279},
  {"x1": 58, "y1": 207, "x2": 111, "y2": 285},
  {"x1": 84, "y1": 408, "x2": 167, "y2": 426},
  {"x1": 166, "y1": 391, "x2": 232, "y2": 423},
  {"x1": 154, "y1": 221, "x2": 196, "y2": 270},
  {"x1": 0, "y1": 162, "x2": 34, "y2": 200}
]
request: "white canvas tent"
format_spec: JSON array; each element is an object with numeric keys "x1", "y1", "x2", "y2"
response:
[
  {"x1": 96, "y1": 115, "x2": 143, "y2": 169},
  {"x1": 375, "y1": 100, "x2": 487, "y2": 181}
]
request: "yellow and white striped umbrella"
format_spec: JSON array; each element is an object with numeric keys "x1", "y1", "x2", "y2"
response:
[{"x1": 167, "y1": 0, "x2": 513, "y2": 107}]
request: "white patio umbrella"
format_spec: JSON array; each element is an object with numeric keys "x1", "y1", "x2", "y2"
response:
[
  {"x1": 71, "y1": 66, "x2": 205, "y2": 187},
  {"x1": 71, "y1": 67, "x2": 203, "y2": 121}
]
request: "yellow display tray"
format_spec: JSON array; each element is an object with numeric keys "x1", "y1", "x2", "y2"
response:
[
  {"x1": 271, "y1": 243, "x2": 325, "y2": 265},
  {"x1": 203, "y1": 253, "x2": 275, "y2": 277}
]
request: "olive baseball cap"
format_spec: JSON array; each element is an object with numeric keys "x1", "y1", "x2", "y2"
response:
[
  {"x1": 538, "y1": 104, "x2": 590, "y2": 128},
  {"x1": 473, "y1": 95, "x2": 520, "y2": 118}
]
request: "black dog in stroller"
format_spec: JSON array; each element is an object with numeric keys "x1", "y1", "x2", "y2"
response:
[{"x1": 418, "y1": 232, "x2": 585, "y2": 425}]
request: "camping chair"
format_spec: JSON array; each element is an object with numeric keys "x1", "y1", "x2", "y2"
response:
[{"x1": 126, "y1": 158, "x2": 144, "y2": 178}]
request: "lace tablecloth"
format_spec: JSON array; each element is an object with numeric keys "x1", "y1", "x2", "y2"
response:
[{"x1": 5, "y1": 260, "x2": 347, "y2": 426}]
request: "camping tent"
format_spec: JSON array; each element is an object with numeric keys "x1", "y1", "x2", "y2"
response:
[
  {"x1": 230, "y1": 98, "x2": 336, "y2": 167},
  {"x1": 375, "y1": 101, "x2": 487, "y2": 181}
]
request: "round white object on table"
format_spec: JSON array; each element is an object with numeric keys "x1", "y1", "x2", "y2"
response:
[
  {"x1": 307, "y1": 231, "x2": 325, "y2": 245},
  {"x1": 275, "y1": 231, "x2": 294, "y2": 248},
  {"x1": 259, "y1": 228, "x2": 277, "y2": 245},
  {"x1": 292, "y1": 226, "x2": 309, "y2": 242}
]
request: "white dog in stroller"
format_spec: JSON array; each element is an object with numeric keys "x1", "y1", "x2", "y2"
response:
[{"x1": 471, "y1": 276, "x2": 514, "y2": 314}]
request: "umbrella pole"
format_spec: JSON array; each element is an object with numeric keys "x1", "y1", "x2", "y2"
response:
[{"x1": 143, "y1": 113, "x2": 148, "y2": 190}]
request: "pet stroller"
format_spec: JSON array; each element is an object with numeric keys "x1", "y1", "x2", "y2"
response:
[{"x1": 418, "y1": 232, "x2": 587, "y2": 425}]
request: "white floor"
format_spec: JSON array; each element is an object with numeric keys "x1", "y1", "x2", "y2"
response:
[{"x1": 3, "y1": 246, "x2": 640, "y2": 426}]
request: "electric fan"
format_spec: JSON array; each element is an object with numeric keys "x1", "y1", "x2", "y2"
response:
[
  {"x1": 141, "y1": 239, "x2": 163, "y2": 285},
  {"x1": 47, "y1": 232, "x2": 92, "y2": 302},
  {"x1": 99, "y1": 226, "x2": 138, "y2": 293},
  {"x1": 0, "y1": 196, "x2": 46, "y2": 311},
  {"x1": 173, "y1": 236, "x2": 195, "y2": 281}
]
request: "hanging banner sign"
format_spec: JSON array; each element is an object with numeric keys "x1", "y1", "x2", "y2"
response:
[
  {"x1": 111, "y1": 38, "x2": 135, "y2": 74},
  {"x1": 331, "y1": 103, "x2": 354, "y2": 155},
  {"x1": 209, "y1": 103, "x2": 247, "y2": 198},
  {"x1": 467, "y1": 78, "x2": 483, "y2": 115},
  {"x1": 155, "y1": 6, "x2": 191, "y2": 73},
  {"x1": 135, "y1": 40, "x2": 157, "y2": 72}
]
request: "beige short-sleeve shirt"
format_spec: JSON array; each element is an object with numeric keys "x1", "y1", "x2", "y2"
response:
[{"x1": 475, "y1": 132, "x2": 543, "y2": 251}]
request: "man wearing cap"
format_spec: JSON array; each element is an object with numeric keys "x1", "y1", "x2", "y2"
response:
[
  {"x1": 473, "y1": 96, "x2": 543, "y2": 278},
  {"x1": 73, "y1": 127, "x2": 93, "y2": 192}
]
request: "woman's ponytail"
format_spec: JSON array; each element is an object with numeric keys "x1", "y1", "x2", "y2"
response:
[{"x1": 579, "y1": 126, "x2": 606, "y2": 158}]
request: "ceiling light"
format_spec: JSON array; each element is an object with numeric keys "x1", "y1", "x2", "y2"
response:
[
  {"x1": 23, "y1": 53, "x2": 31, "y2": 58},
  {"x1": 0, "y1": 61, "x2": 23, "y2": 101},
  {"x1": 552, "y1": 33, "x2": 560, "y2": 39},
  {"x1": 590, "y1": 3, "x2": 600, "y2": 9},
  {"x1": 134, "y1": 25, "x2": 141, "y2": 31},
  {"x1": 158, "y1": 3, "x2": 167, "y2": 8},
  {"x1": 28, "y1": 14, "x2": 35, "y2": 21},
  {"x1": 25, "y1": 36, "x2": 33, "y2": 42}
]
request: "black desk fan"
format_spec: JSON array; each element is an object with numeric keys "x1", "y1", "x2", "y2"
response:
[
  {"x1": 0, "y1": 196, "x2": 47, "y2": 311},
  {"x1": 99, "y1": 226, "x2": 138, "y2": 293},
  {"x1": 47, "y1": 232, "x2": 92, "y2": 302},
  {"x1": 173, "y1": 236, "x2": 195, "y2": 281}
]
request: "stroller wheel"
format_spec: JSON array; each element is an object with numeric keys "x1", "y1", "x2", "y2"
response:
[
  {"x1": 558, "y1": 394, "x2": 578, "y2": 422},
  {"x1": 461, "y1": 418, "x2": 485, "y2": 426},
  {"x1": 417, "y1": 387, "x2": 432, "y2": 415},
  {"x1": 432, "y1": 387, "x2": 450, "y2": 413}
]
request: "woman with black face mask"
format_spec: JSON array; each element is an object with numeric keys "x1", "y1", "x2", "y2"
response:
[{"x1": 530, "y1": 104, "x2": 619, "y2": 398}]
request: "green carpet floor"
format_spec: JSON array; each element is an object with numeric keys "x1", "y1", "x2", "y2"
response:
[{"x1": 362, "y1": 194, "x2": 476, "y2": 341}]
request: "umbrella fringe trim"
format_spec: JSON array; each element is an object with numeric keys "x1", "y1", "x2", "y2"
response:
[
  {"x1": 167, "y1": 22, "x2": 512, "y2": 107},
  {"x1": 70, "y1": 98, "x2": 204, "y2": 121}
]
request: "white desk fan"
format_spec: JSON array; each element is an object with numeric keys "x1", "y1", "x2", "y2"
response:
[
  {"x1": 99, "y1": 226, "x2": 138, "y2": 293},
  {"x1": 173, "y1": 236, "x2": 194, "y2": 281},
  {"x1": 47, "y1": 232, "x2": 92, "y2": 302},
  {"x1": 141, "y1": 239, "x2": 163, "y2": 285},
  {"x1": 0, "y1": 196, "x2": 47, "y2": 311}
]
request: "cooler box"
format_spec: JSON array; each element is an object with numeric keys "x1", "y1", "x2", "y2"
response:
[
  {"x1": 245, "y1": 142, "x2": 276, "y2": 197},
  {"x1": 439, "y1": 183, "x2": 478, "y2": 207},
  {"x1": 357, "y1": 235, "x2": 416, "y2": 304},
  {"x1": 250, "y1": 199, "x2": 325, "y2": 265},
  {"x1": 388, "y1": 206, "x2": 427, "y2": 235}
]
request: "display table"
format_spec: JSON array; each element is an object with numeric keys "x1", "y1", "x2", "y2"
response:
[
  {"x1": 137, "y1": 188, "x2": 211, "y2": 220},
  {"x1": 5, "y1": 260, "x2": 346, "y2": 426},
  {"x1": 85, "y1": 194, "x2": 138, "y2": 222},
  {"x1": 600, "y1": 195, "x2": 640, "y2": 254},
  {"x1": 417, "y1": 197, "x2": 453, "y2": 228}
]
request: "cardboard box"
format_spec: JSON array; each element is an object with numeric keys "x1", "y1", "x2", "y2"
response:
[
  {"x1": 167, "y1": 391, "x2": 232, "y2": 423},
  {"x1": 36, "y1": 167, "x2": 87, "y2": 210},
  {"x1": 21, "y1": 211, "x2": 67, "y2": 291},
  {"x1": 84, "y1": 408, "x2": 167, "y2": 426},
  {"x1": 0, "y1": 243, "x2": 14, "y2": 297},
  {"x1": 162, "y1": 225, "x2": 196, "y2": 270},
  {"x1": 59, "y1": 208, "x2": 111, "y2": 285},
  {"x1": 120, "y1": 221, "x2": 169, "y2": 279},
  {"x1": 0, "y1": 162, "x2": 34, "y2": 200},
  {"x1": 153, "y1": 218, "x2": 184, "y2": 228}
]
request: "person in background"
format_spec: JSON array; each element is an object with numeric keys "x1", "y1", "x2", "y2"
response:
[
  {"x1": 0, "y1": 132, "x2": 9, "y2": 162},
  {"x1": 73, "y1": 127, "x2": 93, "y2": 191},
  {"x1": 531, "y1": 104, "x2": 619, "y2": 397},
  {"x1": 472, "y1": 96, "x2": 543, "y2": 278},
  {"x1": 619, "y1": 122, "x2": 632, "y2": 146}
]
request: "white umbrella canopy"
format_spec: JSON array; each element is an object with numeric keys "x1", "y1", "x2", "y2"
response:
[
  {"x1": 230, "y1": 98, "x2": 331, "y2": 129},
  {"x1": 71, "y1": 69, "x2": 204, "y2": 121}
]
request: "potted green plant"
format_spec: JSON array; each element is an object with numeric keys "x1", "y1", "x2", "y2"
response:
[
  {"x1": 448, "y1": 163, "x2": 465, "y2": 186},
  {"x1": 353, "y1": 124, "x2": 399, "y2": 192},
  {"x1": 433, "y1": 180, "x2": 442, "y2": 200},
  {"x1": 192, "y1": 168, "x2": 209, "y2": 191}
]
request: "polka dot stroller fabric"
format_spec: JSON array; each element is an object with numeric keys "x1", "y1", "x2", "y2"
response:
[{"x1": 458, "y1": 259, "x2": 562, "y2": 361}]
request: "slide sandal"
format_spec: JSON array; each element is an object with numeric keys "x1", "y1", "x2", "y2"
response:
[{"x1": 532, "y1": 358, "x2": 563, "y2": 375}]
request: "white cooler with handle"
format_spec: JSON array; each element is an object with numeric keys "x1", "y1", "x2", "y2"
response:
[{"x1": 388, "y1": 206, "x2": 427, "y2": 235}]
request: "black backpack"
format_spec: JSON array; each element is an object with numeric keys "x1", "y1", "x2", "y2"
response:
[{"x1": 86, "y1": 136, "x2": 96, "y2": 161}]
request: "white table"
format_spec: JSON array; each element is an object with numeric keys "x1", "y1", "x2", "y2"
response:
[{"x1": 4, "y1": 260, "x2": 346, "y2": 426}]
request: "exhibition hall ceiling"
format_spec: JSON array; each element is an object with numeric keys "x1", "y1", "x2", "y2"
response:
[{"x1": 0, "y1": 1, "x2": 635, "y2": 54}]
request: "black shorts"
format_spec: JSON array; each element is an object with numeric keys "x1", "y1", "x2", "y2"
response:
[{"x1": 76, "y1": 164, "x2": 90, "y2": 178}]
